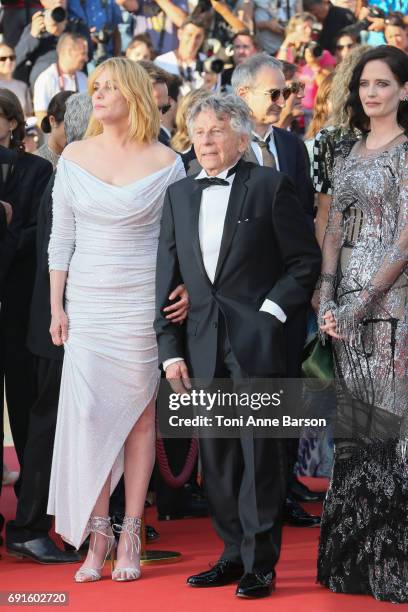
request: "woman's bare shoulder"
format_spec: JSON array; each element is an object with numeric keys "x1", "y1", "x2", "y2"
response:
[
  {"x1": 62, "y1": 137, "x2": 101, "y2": 163},
  {"x1": 150, "y1": 141, "x2": 178, "y2": 166}
]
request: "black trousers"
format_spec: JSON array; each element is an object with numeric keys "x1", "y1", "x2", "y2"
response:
[
  {"x1": 0, "y1": 301, "x2": 37, "y2": 498},
  {"x1": 7, "y1": 357, "x2": 62, "y2": 544},
  {"x1": 199, "y1": 322, "x2": 287, "y2": 574}
]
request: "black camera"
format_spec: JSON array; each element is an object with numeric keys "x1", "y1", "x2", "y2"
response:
[
  {"x1": 94, "y1": 26, "x2": 113, "y2": 65},
  {"x1": 305, "y1": 41, "x2": 323, "y2": 59},
  {"x1": 359, "y1": 5, "x2": 386, "y2": 29},
  {"x1": 41, "y1": 6, "x2": 67, "y2": 24},
  {"x1": 142, "y1": 0, "x2": 162, "y2": 17}
]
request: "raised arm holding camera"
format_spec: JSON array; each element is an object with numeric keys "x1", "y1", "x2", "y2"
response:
[{"x1": 14, "y1": 0, "x2": 89, "y2": 89}]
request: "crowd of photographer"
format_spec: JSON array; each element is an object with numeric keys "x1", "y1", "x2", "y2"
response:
[
  {"x1": 0, "y1": 0, "x2": 406, "y2": 136},
  {"x1": 0, "y1": 0, "x2": 407, "y2": 574}
]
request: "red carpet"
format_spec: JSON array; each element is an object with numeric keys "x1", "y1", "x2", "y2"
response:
[{"x1": 0, "y1": 448, "x2": 396, "y2": 611}]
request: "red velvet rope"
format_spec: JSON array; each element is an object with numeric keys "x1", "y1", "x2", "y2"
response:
[{"x1": 155, "y1": 422, "x2": 199, "y2": 488}]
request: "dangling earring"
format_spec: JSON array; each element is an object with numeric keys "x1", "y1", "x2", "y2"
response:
[
  {"x1": 9, "y1": 129, "x2": 13, "y2": 142},
  {"x1": 404, "y1": 95, "x2": 408, "y2": 102}
]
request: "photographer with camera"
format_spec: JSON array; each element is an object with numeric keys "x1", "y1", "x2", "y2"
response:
[
  {"x1": 33, "y1": 31, "x2": 87, "y2": 121},
  {"x1": 154, "y1": 16, "x2": 207, "y2": 93},
  {"x1": 221, "y1": 30, "x2": 259, "y2": 89},
  {"x1": 302, "y1": 0, "x2": 356, "y2": 54},
  {"x1": 14, "y1": 0, "x2": 89, "y2": 89},
  {"x1": 67, "y1": 0, "x2": 123, "y2": 59}
]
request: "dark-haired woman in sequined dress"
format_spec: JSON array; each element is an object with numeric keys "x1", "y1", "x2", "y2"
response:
[{"x1": 318, "y1": 45, "x2": 408, "y2": 603}]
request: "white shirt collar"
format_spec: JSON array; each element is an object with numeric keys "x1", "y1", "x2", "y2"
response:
[
  {"x1": 252, "y1": 126, "x2": 274, "y2": 142},
  {"x1": 195, "y1": 159, "x2": 240, "y2": 181}
]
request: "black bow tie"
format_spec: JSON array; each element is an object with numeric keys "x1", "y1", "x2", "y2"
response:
[
  {"x1": 195, "y1": 161, "x2": 241, "y2": 190},
  {"x1": 196, "y1": 177, "x2": 230, "y2": 189}
]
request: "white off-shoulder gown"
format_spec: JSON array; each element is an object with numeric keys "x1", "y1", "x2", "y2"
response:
[{"x1": 47, "y1": 155, "x2": 185, "y2": 549}]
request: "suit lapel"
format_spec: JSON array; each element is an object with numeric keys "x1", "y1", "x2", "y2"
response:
[
  {"x1": 188, "y1": 178, "x2": 213, "y2": 286},
  {"x1": 213, "y1": 161, "x2": 249, "y2": 284},
  {"x1": 273, "y1": 128, "x2": 289, "y2": 176}
]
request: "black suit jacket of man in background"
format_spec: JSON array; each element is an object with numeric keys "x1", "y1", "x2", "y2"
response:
[
  {"x1": 0, "y1": 150, "x2": 52, "y2": 499},
  {"x1": 154, "y1": 160, "x2": 321, "y2": 573}
]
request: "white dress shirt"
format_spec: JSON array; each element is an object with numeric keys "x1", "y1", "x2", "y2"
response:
[
  {"x1": 250, "y1": 127, "x2": 280, "y2": 170},
  {"x1": 33, "y1": 63, "x2": 87, "y2": 113},
  {"x1": 163, "y1": 162, "x2": 286, "y2": 371}
]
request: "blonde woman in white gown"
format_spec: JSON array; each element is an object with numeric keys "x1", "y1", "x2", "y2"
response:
[{"x1": 47, "y1": 58, "x2": 187, "y2": 583}]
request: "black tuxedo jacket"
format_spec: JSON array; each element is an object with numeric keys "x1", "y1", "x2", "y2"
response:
[
  {"x1": 182, "y1": 128, "x2": 314, "y2": 223},
  {"x1": 154, "y1": 160, "x2": 321, "y2": 379},
  {"x1": 0, "y1": 150, "x2": 52, "y2": 336},
  {"x1": 27, "y1": 172, "x2": 63, "y2": 361},
  {"x1": 0, "y1": 145, "x2": 18, "y2": 239}
]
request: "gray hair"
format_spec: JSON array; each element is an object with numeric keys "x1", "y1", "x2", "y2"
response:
[
  {"x1": 231, "y1": 53, "x2": 283, "y2": 93},
  {"x1": 187, "y1": 94, "x2": 252, "y2": 139},
  {"x1": 64, "y1": 93, "x2": 93, "y2": 144}
]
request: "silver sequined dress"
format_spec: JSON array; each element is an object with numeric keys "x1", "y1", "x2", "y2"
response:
[
  {"x1": 47, "y1": 155, "x2": 185, "y2": 549},
  {"x1": 318, "y1": 134, "x2": 408, "y2": 603}
]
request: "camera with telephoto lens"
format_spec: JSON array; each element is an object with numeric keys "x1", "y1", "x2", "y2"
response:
[
  {"x1": 94, "y1": 26, "x2": 114, "y2": 65},
  {"x1": 41, "y1": 6, "x2": 67, "y2": 24}
]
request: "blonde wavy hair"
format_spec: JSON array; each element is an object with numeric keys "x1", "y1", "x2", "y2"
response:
[
  {"x1": 285, "y1": 12, "x2": 316, "y2": 38},
  {"x1": 170, "y1": 89, "x2": 211, "y2": 153},
  {"x1": 85, "y1": 57, "x2": 160, "y2": 142},
  {"x1": 329, "y1": 44, "x2": 371, "y2": 128}
]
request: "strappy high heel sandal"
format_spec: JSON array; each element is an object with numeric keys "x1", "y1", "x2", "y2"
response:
[
  {"x1": 111, "y1": 516, "x2": 142, "y2": 582},
  {"x1": 74, "y1": 516, "x2": 116, "y2": 583}
]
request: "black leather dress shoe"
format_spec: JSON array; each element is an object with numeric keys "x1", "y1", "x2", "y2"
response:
[
  {"x1": 283, "y1": 497, "x2": 320, "y2": 527},
  {"x1": 289, "y1": 478, "x2": 326, "y2": 502},
  {"x1": 236, "y1": 572, "x2": 276, "y2": 598},
  {"x1": 187, "y1": 560, "x2": 244, "y2": 587},
  {"x1": 7, "y1": 536, "x2": 81, "y2": 564}
]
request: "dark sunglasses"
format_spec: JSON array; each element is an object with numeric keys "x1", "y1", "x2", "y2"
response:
[
  {"x1": 251, "y1": 87, "x2": 292, "y2": 102},
  {"x1": 158, "y1": 104, "x2": 171, "y2": 114},
  {"x1": 0, "y1": 55, "x2": 16, "y2": 62}
]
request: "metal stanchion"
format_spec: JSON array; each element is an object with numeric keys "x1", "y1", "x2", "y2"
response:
[{"x1": 140, "y1": 514, "x2": 181, "y2": 565}]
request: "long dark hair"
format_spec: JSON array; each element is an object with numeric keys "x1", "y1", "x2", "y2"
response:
[
  {"x1": 0, "y1": 88, "x2": 26, "y2": 152},
  {"x1": 346, "y1": 45, "x2": 408, "y2": 134},
  {"x1": 41, "y1": 90, "x2": 74, "y2": 134}
]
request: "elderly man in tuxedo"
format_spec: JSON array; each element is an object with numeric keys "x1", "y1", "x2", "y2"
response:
[{"x1": 154, "y1": 94, "x2": 321, "y2": 599}]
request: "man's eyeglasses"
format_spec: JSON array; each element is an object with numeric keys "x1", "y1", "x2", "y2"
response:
[
  {"x1": 0, "y1": 55, "x2": 16, "y2": 62},
  {"x1": 158, "y1": 104, "x2": 171, "y2": 114},
  {"x1": 250, "y1": 87, "x2": 292, "y2": 102}
]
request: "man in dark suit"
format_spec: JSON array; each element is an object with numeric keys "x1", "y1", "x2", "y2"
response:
[
  {"x1": 4, "y1": 93, "x2": 93, "y2": 564},
  {"x1": 154, "y1": 94, "x2": 321, "y2": 598},
  {"x1": 233, "y1": 53, "x2": 324, "y2": 515},
  {"x1": 0, "y1": 140, "x2": 52, "y2": 509}
]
